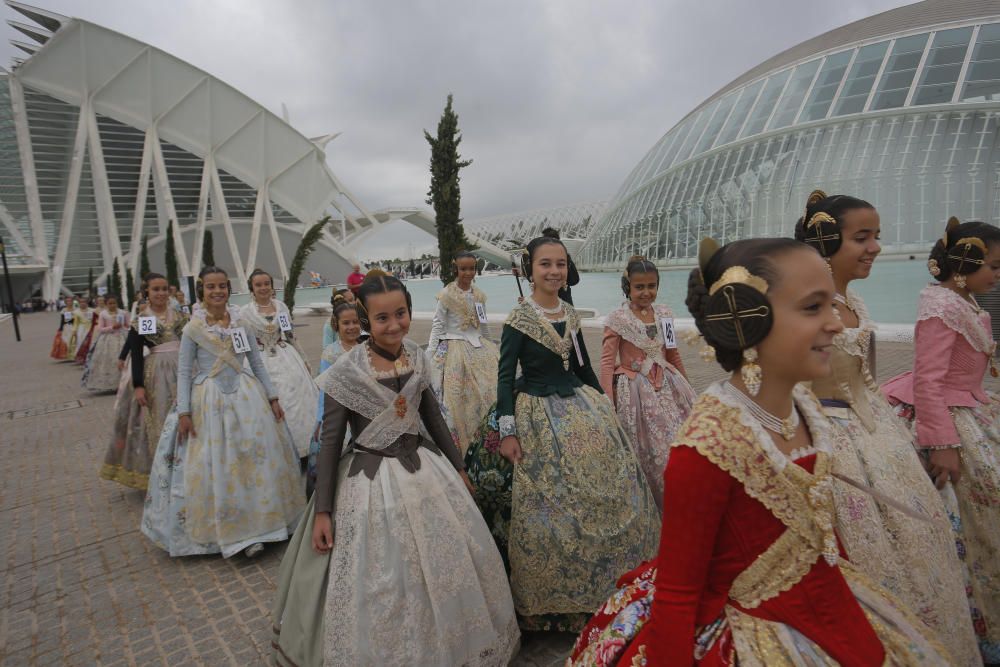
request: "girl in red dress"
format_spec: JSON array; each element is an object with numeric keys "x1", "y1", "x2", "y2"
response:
[{"x1": 569, "y1": 237, "x2": 949, "y2": 666}]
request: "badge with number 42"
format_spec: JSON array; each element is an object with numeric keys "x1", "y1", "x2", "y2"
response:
[
  {"x1": 230, "y1": 327, "x2": 251, "y2": 353},
  {"x1": 660, "y1": 317, "x2": 677, "y2": 349},
  {"x1": 277, "y1": 312, "x2": 292, "y2": 332},
  {"x1": 138, "y1": 316, "x2": 157, "y2": 335}
]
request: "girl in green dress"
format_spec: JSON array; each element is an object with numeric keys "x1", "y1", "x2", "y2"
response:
[{"x1": 493, "y1": 236, "x2": 660, "y2": 632}]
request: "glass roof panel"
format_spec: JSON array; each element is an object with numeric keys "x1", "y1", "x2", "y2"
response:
[
  {"x1": 716, "y1": 79, "x2": 764, "y2": 146},
  {"x1": 767, "y1": 59, "x2": 821, "y2": 130},
  {"x1": 831, "y1": 41, "x2": 889, "y2": 116},
  {"x1": 960, "y1": 22, "x2": 1000, "y2": 102},
  {"x1": 799, "y1": 50, "x2": 853, "y2": 122},
  {"x1": 912, "y1": 26, "x2": 973, "y2": 105},
  {"x1": 870, "y1": 33, "x2": 929, "y2": 110},
  {"x1": 740, "y1": 70, "x2": 790, "y2": 138},
  {"x1": 692, "y1": 90, "x2": 739, "y2": 156}
]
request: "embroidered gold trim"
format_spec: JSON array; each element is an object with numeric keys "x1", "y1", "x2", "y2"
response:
[
  {"x1": 505, "y1": 300, "x2": 581, "y2": 369},
  {"x1": 437, "y1": 282, "x2": 486, "y2": 330}
]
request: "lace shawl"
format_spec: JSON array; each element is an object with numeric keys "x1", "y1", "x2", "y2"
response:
[
  {"x1": 604, "y1": 302, "x2": 677, "y2": 376},
  {"x1": 240, "y1": 298, "x2": 291, "y2": 348},
  {"x1": 437, "y1": 282, "x2": 486, "y2": 330},
  {"x1": 181, "y1": 305, "x2": 246, "y2": 378},
  {"x1": 504, "y1": 299, "x2": 581, "y2": 367},
  {"x1": 320, "y1": 338, "x2": 430, "y2": 451},
  {"x1": 916, "y1": 284, "x2": 994, "y2": 355}
]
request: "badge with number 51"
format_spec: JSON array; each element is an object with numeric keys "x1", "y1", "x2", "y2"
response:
[{"x1": 230, "y1": 327, "x2": 251, "y2": 353}]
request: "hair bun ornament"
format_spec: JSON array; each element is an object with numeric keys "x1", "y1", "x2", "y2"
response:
[
  {"x1": 942, "y1": 216, "x2": 961, "y2": 247},
  {"x1": 703, "y1": 266, "x2": 773, "y2": 352},
  {"x1": 947, "y1": 236, "x2": 987, "y2": 276},
  {"x1": 804, "y1": 189, "x2": 828, "y2": 220},
  {"x1": 803, "y1": 211, "x2": 842, "y2": 258},
  {"x1": 697, "y1": 238, "x2": 721, "y2": 284}
]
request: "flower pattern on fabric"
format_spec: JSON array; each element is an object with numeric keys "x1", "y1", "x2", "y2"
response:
[
  {"x1": 428, "y1": 337, "x2": 499, "y2": 455},
  {"x1": 508, "y1": 385, "x2": 660, "y2": 622}
]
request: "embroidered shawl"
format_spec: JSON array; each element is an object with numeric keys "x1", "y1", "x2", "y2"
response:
[
  {"x1": 504, "y1": 299, "x2": 581, "y2": 362},
  {"x1": 917, "y1": 284, "x2": 994, "y2": 356},
  {"x1": 437, "y1": 282, "x2": 487, "y2": 330},
  {"x1": 604, "y1": 302, "x2": 676, "y2": 376}
]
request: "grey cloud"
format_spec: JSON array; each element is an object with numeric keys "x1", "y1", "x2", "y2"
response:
[{"x1": 3, "y1": 0, "x2": 912, "y2": 258}]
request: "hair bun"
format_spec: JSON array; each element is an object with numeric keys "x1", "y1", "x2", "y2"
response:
[
  {"x1": 701, "y1": 283, "x2": 772, "y2": 352},
  {"x1": 802, "y1": 211, "x2": 842, "y2": 258},
  {"x1": 627, "y1": 254, "x2": 646, "y2": 264}
]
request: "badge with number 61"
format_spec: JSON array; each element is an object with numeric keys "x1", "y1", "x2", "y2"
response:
[
  {"x1": 277, "y1": 312, "x2": 292, "y2": 332},
  {"x1": 138, "y1": 315, "x2": 157, "y2": 335},
  {"x1": 230, "y1": 327, "x2": 251, "y2": 354}
]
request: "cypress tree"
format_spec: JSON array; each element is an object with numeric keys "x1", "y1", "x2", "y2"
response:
[
  {"x1": 424, "y1": 94, "x2": 474, "y2": 286},
  {"x1": 202, "y1": 229, "x2": 215, "y2": 267},
  {"x1": 165, "y1": 221, "x2": 179, "y2": 288},
  {"x1": 110, "y1": 257, "x2": 122, "y2": 303},
  {"x1": 125, "y1": 267, "x2": 135, "y2": 309},
  {"x1": 140, "y1": 235, "x2": 150, "y2": 279}
]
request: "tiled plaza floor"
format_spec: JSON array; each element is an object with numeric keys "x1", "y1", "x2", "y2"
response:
[{"x1": 1, "y1": 309, "x2": 986, "y2": 666}]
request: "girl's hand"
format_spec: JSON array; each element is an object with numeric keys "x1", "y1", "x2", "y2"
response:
[
  {"x1": 271, "y1": 399, "x2": 285, "y2": 422},
  {"x1": 178, "y1": 414, "x2": 196, "y2": 440},
  {"x1": 134, "y1": 387, "x2": 147, "y2": 408},
  {"x1": 117, "y1": 359, "x2": 126, "y2": 371},
  {"x1": 459, "y1": 470, "x2": 475, "y2": 497},
  {"x1": 312, "y1": 512, "x2": 334, "y2": 554},
  {"x1": 928, "y1": 448, "x2": 962, "y2": 489},
  {"x1": 499, "y1": 435, "x2": 523, "y2": 464}
]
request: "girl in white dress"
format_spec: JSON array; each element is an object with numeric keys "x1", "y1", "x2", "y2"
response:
[
  {"x1": 240, "y1": 269, "x2": 319, "y2": 463},
  {"x1": 287, "y1": 273, "x2": 519, "y2": 666},
  {"x1": 427, "y1": 251, "x2": 499, "y2": 454},
  {"x1": 142, "y1": 266, "x2": 304, "y2": 559},
  {"x1": 82, "y1": 295, "x2": 129, "y2": 392}
]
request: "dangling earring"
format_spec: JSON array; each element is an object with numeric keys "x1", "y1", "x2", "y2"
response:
[
  {"x1": 742, "y1": 347, "x2": 762, "y2": 397},
  {"x1": 562, "y1": 281, "x2": 568, "y2": 290},
  {"x1": 955, "y1": 273, "x2": 967, "y2": 290},
  {"x1": 824, "y1": 258, "x2": 833, "y2": 275}
]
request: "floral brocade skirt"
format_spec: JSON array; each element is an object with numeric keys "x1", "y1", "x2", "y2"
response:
[
  {"x1": 100, "y1": 349, "x2": 180, "y2": 491},
  {"x1": 83, "y1": 330, "x2": 127, "y2": 392},
  {"x1": 891, "y1": 395, "x2": 1000, "y2": 663},
  {"x1": 141, "y1": 374, "x2": 304, "y2": 557},
  {"x1": 824, "y1": 395, "x2": 979, "y2": 666},
  {"x1": 261, "y1": 343, "x2": 319, "y2": 460},
  {"x1": 429, "y1": 338, "x2": 499, "y2": 455},
  {"x1": 567, "y1": 562, "x2": 950, "y2": 666},
  {"x1": 613, "y1": 370, "x2": 695, "y2": 510},
  {"x1": 466, "y1": 387, "x2": 660, "y2": 632}
]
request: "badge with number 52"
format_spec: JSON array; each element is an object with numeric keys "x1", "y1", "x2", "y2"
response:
[{"x1": 138, "y1": 316, "x2": 157, "y2": 335}]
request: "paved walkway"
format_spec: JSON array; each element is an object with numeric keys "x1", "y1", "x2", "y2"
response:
[{"x1": 1, "y1": 310, "x2": 987, "y2": 666}]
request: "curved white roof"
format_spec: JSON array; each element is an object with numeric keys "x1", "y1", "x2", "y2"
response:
[{"x1": 11, "y1": 11, "x2": 339, "y2": 226}]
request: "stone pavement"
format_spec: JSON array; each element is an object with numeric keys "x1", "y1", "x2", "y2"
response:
[{"x1": 0, "y1": 310, "x2": 987, "y2": 666}]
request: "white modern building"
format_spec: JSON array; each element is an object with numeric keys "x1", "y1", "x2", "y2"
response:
[
  {"x1": 0, "y1": 1, "x2": 508, "y2": 301},
  {"x1": 465, "y1": 201, "x2": 606, "y2": 256},
  {"x1": 579, "y1": 0, "x2": 1000, "y2": 269}
]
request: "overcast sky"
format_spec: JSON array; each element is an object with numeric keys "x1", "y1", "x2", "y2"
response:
[{"x1": 2, "y1": 0, "x2": 913, "y2": 259}]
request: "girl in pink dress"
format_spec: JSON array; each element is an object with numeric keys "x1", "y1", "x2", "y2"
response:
[{"x1": 883, "y1": 217, "x2": 1000, "y2": 663}]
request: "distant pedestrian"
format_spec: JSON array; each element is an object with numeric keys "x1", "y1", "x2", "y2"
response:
[{"x1": 346, "y1": 263, "x2": 365, "y2": 294}]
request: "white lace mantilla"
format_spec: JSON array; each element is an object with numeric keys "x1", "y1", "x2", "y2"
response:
[
  {"x1": 321, "y1": 339, "x2": 430, "y2": 451},
  {"x1": 605, "y1": 302, "x2": 677, "y2": 376},
  {"x1": 917, "y1": 284, "x2": 995, "y2": 355}
]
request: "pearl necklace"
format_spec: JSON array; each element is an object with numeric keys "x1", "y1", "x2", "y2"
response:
[
  {"x1": 833, "y1": 293, "x2": 850, "y2": 309},
  {"x1": 723, "y1": 381, "x2": 800, "y2": 441},
  {"x1": 530, "y1": 297, "x2": 564, "y2": 316}
]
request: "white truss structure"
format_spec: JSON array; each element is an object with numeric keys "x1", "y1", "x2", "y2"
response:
[{"x1": 0, "y1": 1, "x2": 509, "y2": 300}]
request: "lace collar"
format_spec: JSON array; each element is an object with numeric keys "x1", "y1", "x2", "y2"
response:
[
  {"x1": 917, "y1": 284, "x2": 994, "y2": 355},
  {"x1": 193, "y1": 304, "x2": 243, "y2": 334}
]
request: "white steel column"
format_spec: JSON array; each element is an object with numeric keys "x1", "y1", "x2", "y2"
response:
[
  {"x1": 149, "y1": 127, "x2": 191, "y2": 278},
  {"x1": 127, "y1": 128, "x2": 154, "y2": 277},
  {"x1": 7, "y1": 75, "x2": 46, "y2": 264},
  {"x1": 208, "y1": 159, "x2": 246, "y2": 286},
  {"x1": 189, "y1": 158, "x2": 213, "y2": 271},
  {"x1": 263, "y1": 192, "x2": 288, "y2": 280},
  {"x1": 50, "y1": 97, "x2": 91, "y2": 300},
  {"x1": 0, "y1": 196, "x2": 35, "y2": 257},
  {"x1": 245, "y1": 185, "x2": 267, "y2": 272},
  {"x1": 86, "y1": 105, "x2": 123, "y2": 272}
]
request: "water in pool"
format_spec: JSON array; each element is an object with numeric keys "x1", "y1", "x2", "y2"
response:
[{"x1": 230, "y1": 255, "x2": 934, "y2": 324}]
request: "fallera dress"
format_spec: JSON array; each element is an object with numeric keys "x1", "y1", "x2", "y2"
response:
[
  {"x1": 272, "y1": 338, "x2": 519, "y2": 666},
  {"x1": 69, "y1": 306, "x2": 94, "y2": 360},
  {"x1": 100, "y1": 307, "x2": 188, "y2": 491},
  {"x1": 884, "y1": 284, "x2": 1000, "y2": 663},
  {"x1": 568, "y1": 383, "x2": 951, "y2": 667},
  {"x1": 141, "y1": 304, "x2": 304, "y2": 557},
  {"x1": 600, "y1": 302, "x2": 695, "y2": 509},
  {"x1": 811, "y1": 289, "x2": 978, "y2": 666},
  {"x1": 487, "y1": 299, "x2": 661, "y2": 632},
  {"x1": 240, "y1": 299, "x2": 319, "y2": 460},
  {"x1": 82, "y1": 309, "x2": 128, "y2": 391},
  {"x1": 427, "y1": 282, "x2": 499, "y2": 455}
]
